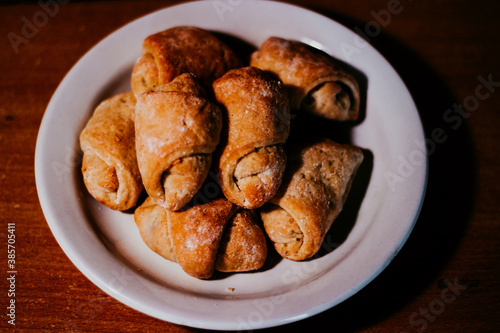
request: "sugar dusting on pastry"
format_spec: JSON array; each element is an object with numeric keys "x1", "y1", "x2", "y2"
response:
[
  {"x1": 261, "y1": 139, "x2": 363, "y2": 260},
  {"x1": 213, "y1": 67, "x2": 290, "y2": 209},
  {"x1": 86, "y1": 28, "x2": 365, "y2": 279}
]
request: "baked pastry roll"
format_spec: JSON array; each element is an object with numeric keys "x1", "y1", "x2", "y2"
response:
[
  {"x1": 215, "y1": 209, "x2": 267, "y2": 273},
  {"x1": 135, "y1": 73, "x2": 222, "y2": 211},
  {"x1": 260, "y1": 139, "x2": 363, "y2": 261},
  {"x1": 134, "y1": 196, "x2": 267, "y2": 279},
  {"x1": 250, "y1": 37, "x2": 360, "y2": 121},
  {"x1": 79, "y1": 92, "x2": 143, "y2": 211},
  {"x1": 131, "y1": 26, "x2": 241, "y2": 96},
  {"x1": 213, "y1": 66, "x2": 290, "y2": 209}
]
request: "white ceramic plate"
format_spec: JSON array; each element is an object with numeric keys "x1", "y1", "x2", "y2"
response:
[{"x1": 35, "y1": 1, "x2": 427, "y2": 330}]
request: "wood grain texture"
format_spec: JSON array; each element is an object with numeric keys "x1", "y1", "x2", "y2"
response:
[{"x1": 1, "y1": 0, "x2": 499, "y2": 332}]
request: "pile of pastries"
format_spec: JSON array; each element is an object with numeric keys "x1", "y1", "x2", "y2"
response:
[{"x1": 79, "y1": 26, "x2": 364, "y2": 279}]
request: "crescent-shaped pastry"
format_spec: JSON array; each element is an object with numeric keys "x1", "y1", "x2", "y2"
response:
[
  {"x1": 260, "y1": 139, "x2": 363, "y2": 261},
  {"x1": 213, "y1": 66, "x2": 290, "y2": 209},
  {"x1": 250, "y1": 37, "x2": 360, "y2": 121},
  {"x1": 134, "y1": 196, "x2": 267, "y2": 279},
  {"x1": 79, "y1": 92, "x2": 143, "y2": 211},
  {"x1": 131, "y1": 26, "x2": 241, "y2": 96},
  {"x1": 135, "y1": 73, "x2": 222, "y2": 211},
  {"x1": 215, "y1": 209, "x2": 267, "y2": 273}
]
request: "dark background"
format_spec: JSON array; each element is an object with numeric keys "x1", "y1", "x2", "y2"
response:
[{"x1": 1, "y1": 0, "x2": 499, "y2": 332}]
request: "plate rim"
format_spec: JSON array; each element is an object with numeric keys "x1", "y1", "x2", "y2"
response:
[{"x1": 35, "y1": 0, "x2": 428, "y2": 330}]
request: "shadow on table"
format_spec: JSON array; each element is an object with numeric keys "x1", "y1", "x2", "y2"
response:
[{"x1": 248, "y1": 11, "x2": 477, "y2": 333}]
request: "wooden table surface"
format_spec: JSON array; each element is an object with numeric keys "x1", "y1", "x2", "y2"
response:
[{"x1": 1, "y1": 0, "x2": 499, "y2": 332}]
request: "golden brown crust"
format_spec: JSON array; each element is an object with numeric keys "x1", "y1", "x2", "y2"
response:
[
  {"x1": 250, "y1": 37, "x2": 360, "y2": 120},
  {"x1": 168, "y1": 197, "x2": 237, "y2": 279},
  {"x1": 131, "y1": 53, "x2": 159, "y2": 96},
  {"x1": 215, "y1": 209, "x2": 267, "y2": 272},
  {"x1": 260, "y1": 138, "x2": 364, "y2": 261},
  {"x1": 131, "y1": 26, "x2": 242, "y2": 96},
  {"x1": 213, "y1": 66, "x2": 290, "y2": 209},
  {"x1": 134, "y1": 197, "x2": 268, "y2": 278},
  {"x1": 135, "y1": 73, "x2": 222, "y2": 211},
  {"x1": 259, "y1": 206, "x2": 304, "y2": 257},
  {"x1": 134, "y1": 196, "x2": 177, "y2": 262},
  {"x1": 80, "y1": 92, "x2": 143, "y2": 211}
]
